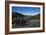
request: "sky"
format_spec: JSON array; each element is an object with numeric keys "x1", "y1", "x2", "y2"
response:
[{"x1": 12, "y1": 6, "x2": 40, "y2": 16}]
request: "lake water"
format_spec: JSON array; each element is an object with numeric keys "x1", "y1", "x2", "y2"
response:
[{"x1": 12, "y1": 19, "x2": 40, "y2": 28}]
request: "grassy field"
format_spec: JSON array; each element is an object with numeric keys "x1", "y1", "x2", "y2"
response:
[{"x1": 32, "y1": 14, "x2": 40, "y2": 20}]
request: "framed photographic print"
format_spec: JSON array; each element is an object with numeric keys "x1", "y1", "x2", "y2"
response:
[{"x1": 5, "y1": 1, "x2": 45, "y2": 34}]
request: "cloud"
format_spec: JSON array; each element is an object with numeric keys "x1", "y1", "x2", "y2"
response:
[
  {"x1": 22, "y1": 12, "x2": 40, "y2": 16},
  {"x1": 30, "y1": 12, "x2": 40, "y2": 16}
]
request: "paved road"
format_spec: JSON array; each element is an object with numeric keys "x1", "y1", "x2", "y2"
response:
[{"x1": 12, "y1": 19, "x2": 40, "y2": 28}]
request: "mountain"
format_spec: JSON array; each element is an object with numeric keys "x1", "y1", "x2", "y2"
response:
[
  {"x1": 12, "y1": 12, "x2": 32, "y2": 20},
  {"x1": 12, "y1": 12, "x2": 25, "y2": 18},
  {"x1": 12, "y1": 11, "x2": 40, "y2": 20}
]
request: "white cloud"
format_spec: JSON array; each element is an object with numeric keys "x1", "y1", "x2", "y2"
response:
[{"x1": 22, "y1": 12, "x2": 40, "y2": 16}]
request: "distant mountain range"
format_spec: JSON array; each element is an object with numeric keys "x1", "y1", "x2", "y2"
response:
[
  {"x1": 12, "y1": 12, "x2": 40, "y2": 19},
  {"x1": 12, "y1": 12, "x2": 25, "y2": 18}
]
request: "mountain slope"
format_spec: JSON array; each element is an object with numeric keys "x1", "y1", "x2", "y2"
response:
[{"x1": 12, "y1": 12, "x2": 25, "y2": 18}]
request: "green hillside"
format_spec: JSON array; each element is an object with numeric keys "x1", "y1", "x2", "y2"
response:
[{"x1": 32, "y1": 14, "x2": 40, "y2": 19}]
